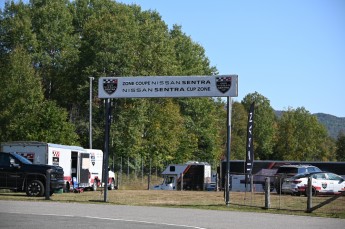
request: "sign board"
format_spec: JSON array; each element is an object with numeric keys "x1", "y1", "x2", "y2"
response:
[{"x1": 98, "y1": 75, "x2": 238, "y2": 98}]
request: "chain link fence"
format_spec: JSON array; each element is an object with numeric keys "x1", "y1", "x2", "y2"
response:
[{"x1": 226, "y1": 173, "x2": 345, "y2": 214}]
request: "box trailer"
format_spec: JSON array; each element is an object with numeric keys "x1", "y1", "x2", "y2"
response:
[
  {"x1": 153, "y1": 161, "x2": 211, "y2": 191},
  {"x1": 85, "y1": 149, "x2": 117, "y2": 190},
  {"x1": 1, "y1": 141, "x2": 115, "y2": 191}
]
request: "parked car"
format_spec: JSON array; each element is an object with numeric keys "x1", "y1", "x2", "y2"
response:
[
  {"x1": 0, "y1": 151, "x2": 64, "y2": 196},
  {"x1": 274, "y1": 164, "x2": 322, "y2": 193},
  {"x1": 282, "y1": 172, "x2": 345, "y2": 196},
  {"x1": 281, "y1": 173, "x2": 309, "y2": 195}
]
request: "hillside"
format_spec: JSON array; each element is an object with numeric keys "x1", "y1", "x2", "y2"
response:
[
  {"x1": 275, "y1": 111, "x2": 345, "y2": 139},
  {"x1": 315, "y1": 113, "x2": 345, "y2": 139}
]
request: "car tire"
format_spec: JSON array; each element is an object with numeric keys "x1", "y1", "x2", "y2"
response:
[
  {"x1": 305, "y1": 187, "x2": 318, "y2": 197},
  {"x1": 26, "y1": 180, "x2": 45, "y2": 197},
  {"x1": 312, "y1": 187, "x2": 317, "y2": 196}
]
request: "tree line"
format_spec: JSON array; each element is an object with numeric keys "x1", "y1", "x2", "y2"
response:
[{"x1": 0, "y1": 0, "x2": 344, "y2": 172}]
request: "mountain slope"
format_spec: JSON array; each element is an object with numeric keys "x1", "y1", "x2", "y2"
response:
[
  {"x1": 315, "y1": 113, "x2": 345, "y2": 139},
  {"x1": 275, "y1": 111, "x2": 345, "y2": 139}
]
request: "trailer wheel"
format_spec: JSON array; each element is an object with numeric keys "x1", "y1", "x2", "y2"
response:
[
  {"x1": 65, "y1": 182, "x2": 70, "y2": 192},
  {"x1": 109, "y1": 179, "x2": 115, "y2": 190},
  {"x1": 26, "y1": 180, "x2": 45, "y2": 197}
]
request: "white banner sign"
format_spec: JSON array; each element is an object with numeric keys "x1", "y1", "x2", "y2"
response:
[{"x1": 98, "y1": 75, "x2": 238, "y2": 98}]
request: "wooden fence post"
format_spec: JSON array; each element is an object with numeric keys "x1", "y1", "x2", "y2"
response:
[
  {"x1": 306, "y1": 176, "x2": 312, "y2": 212},
  {"x1": 265, "y1": 177, "x2": 271, "y2": 209}
]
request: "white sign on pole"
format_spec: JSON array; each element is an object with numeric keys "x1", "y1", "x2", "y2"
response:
[{"x1": 98, "y1": 75, "x2": 238, "y2": 98}]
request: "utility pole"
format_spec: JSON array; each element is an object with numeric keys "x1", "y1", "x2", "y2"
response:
[{"x1": 89, "y1": 77, "x2": 94, "y2": 149}]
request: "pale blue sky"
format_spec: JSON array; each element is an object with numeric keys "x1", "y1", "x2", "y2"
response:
[{"x1": 1, "y1": 0, "x2": 344, "y2": 117}]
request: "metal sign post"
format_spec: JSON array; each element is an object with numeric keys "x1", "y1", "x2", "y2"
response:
[
  {"x1": 103, "y1": 98, "x2": 111, "y2": 202},
  {"x1": 98, "y1": 75, "x2": 238, "y2": 204},
  {"x1": 225, "y1": 97, "x2": 232, "y2": 206},
  {"x1": 89, "y1": 77, "x2": 94, "y2": 149}
]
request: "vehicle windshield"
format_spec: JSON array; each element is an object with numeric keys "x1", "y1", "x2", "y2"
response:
[
  {"x1": 307, "y1": 167, "x2": 321, "y2": 173},
  {"x1": 11, "y1": 153, "x2": 32, "y2": 164},
  {"x1": 327, "y1": 173, "x2": 343, "y2": 181}
]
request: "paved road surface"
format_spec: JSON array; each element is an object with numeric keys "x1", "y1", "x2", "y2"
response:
[{"x1": 0, "y1": 200, "x2": 344, "y2": 229}]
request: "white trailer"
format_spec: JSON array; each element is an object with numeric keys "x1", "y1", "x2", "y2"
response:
[
  {"x1": 1, "y1": 141, "x2": 115, "y2": 191},
  {"x1": 85, "y1": 149, "x2": 117, "y2": 190},
  {"x1": 153, "y1": 161, "x2": 211, "y2": 191}
]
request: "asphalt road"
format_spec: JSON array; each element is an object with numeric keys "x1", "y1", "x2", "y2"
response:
[{"x1": 0, "y1": 200, "x2": 344, "y2": 229}]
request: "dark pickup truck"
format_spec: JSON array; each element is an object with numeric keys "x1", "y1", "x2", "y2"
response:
[{"x1": 0, "y1": 151, "x2": 64, "y2": 196}]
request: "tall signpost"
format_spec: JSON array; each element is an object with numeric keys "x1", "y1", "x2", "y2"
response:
[
  {"x1": 89, "y1": 77, "x2": 94, "y2": 149},
  {"x1": 102, "y1": 98, "x2": 111, "y2": 202},
  {"x1": 98, "y1": 75, "x2": 238, "y2": 203},
  {"x1": 225, "y1": 96, "x2": 232, "y2": 206}
]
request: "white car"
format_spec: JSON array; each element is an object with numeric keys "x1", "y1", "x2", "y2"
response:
[{"x1": 282, "y1": 172, "x2": 345, "y2": 196}]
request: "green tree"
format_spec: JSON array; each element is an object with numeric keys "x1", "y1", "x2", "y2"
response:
[
  {"x1": 75, "y1": 1, "x2": 140, "y2": 149},
  {"x1": 143, "y1": 99, "x2": 184, "y2": 165},
  {"x1": 335, "y1": 132, "x2": 345, "y2": 161},
  {"x1": 31, "y1": 0, "x2": 80, "y2": 106},
  {"x1": 80, "y1": 3, "x2": 139, "y2": 77},
  {"x1": 135, "y1": 9, "x2": 177, "y2": 76},
  {"x1": 274, "y1": 107, "x2": 330, "y2": 161},
  {"x1": 230, "y1": 102, "x2": 248, "y2": 160},
  {"x1": 0, "y1": 46, "x2": 78, "y2": 144},
  {"x1": 177, "y1": 98, "x2": 225, "y2": 164},
  {"x1": 110, "y1": 98, "x2": 185, "y2": 172},
  {"x1": 241, "y1": 92, "x2": 276, "y2": 160},
  {"x1": 110, "y1": 98, "x2": 147, "y2": 164},
  {"x1": 170, "y1": 25, "x2": 217, "y2": 76},
  {"x1": 0, "y1": 1, "x2": 38, "y2": 57},
  {"x1": 0, "y1": 46, "x2": 43, "y2": 141}
]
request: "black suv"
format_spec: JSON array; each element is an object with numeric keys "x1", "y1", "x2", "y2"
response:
[
  {"x1": 0, "y1": 151, "x2": 64, "y2": 196},
  {"x1": 274, "y1": 164, "x2": 321, "y2": 193}
]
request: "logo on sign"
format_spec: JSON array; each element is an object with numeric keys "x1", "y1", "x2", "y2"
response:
[
  {"x1": 53, "y1": 151, "x2": 60, "y2": 157},
  {"x1": 52, "y1": 151, "x2": 60, "y2": 166},
  {"x1": 322, "y1": 182, "x2": 327, "y2": 189},
  {"x1": 216, "y1": 77, "x2": 232, "y2": 93},
  {"x1": 103, "y1": 78, "x2": 118, "y2": 95},
  {"x1": 91, "y1": 153, "x2": 95, "y2": 166}
]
